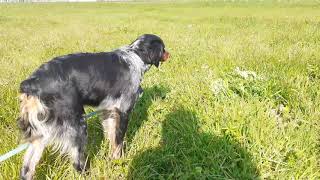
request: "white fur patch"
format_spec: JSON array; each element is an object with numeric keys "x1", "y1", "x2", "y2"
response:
[
  {"x1": 119, "y1": 46, "x2": 151, "y2": 74},
  {"x1": 98, "y1": 96, "x2": 122, "y2": 111}
]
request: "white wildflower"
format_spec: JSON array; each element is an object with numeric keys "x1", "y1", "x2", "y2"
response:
[
  {"x1": 211, "y1": 79, "x2": 227, "y2": 96},
  {"x1": 234, "y1": 67, "x2": 257, "y2": 79}
]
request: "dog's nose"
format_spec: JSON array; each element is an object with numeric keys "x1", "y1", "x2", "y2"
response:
[{"x1": 162, "y1": 51, "x2": 170, "y2": 61}]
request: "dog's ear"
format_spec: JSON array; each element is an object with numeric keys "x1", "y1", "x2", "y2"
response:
[{"x1": 148, "y1": 41, "x2": 164, "y2": 68}]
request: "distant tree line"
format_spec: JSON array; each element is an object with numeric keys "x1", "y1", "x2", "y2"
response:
[{"x1": 0, "y1": 0, "x2": 131, "y2": 2}]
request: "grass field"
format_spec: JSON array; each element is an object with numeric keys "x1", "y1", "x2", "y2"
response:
[{"x1": 0, "y1": 1, "x2": 320, "y2": 179}]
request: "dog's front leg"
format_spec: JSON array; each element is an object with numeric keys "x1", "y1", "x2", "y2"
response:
[
  {"x1": 20, "y1": 138, "x2": 47, "y2": 180},
  {"x1": 101, "y1": 108, "x2": 128, "y2": 159}
]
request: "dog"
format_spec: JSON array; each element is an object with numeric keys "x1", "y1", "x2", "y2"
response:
[{"x1": 17, "y1": 34, "x2": 169, "y2": 179}]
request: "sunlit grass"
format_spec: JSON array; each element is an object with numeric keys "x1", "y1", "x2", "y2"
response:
[{"x1": 0, "y1": 1, "x2": 319, "y2": 179}]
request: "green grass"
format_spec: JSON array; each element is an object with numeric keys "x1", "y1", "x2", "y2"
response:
[{"x1": 0, "y1": 1, "x2": 319, "y2": 179}]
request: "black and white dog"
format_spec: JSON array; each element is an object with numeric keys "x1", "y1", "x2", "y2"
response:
[{"x1": 18, "y1": 34, "x2": 169, "y2": 179}]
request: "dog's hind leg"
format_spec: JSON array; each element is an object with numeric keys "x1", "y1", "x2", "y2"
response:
[
  {"x1": 69, "y1": 121, "x2": 88, "y2": 172},
  {"x1": 52, "y1": 112, "x2": 88, "y2": 173},
  {"x1": 101, "y1": 108, "x2": 126, "y2": 159},
  {"x1": 46, "y1": 92, "x2": 89, "y2": 173},
  {"x1": 20, "y1": 137, "x2": 47, "y2": 180},
  {"x1": 52, "y1": 120, "x2": 88, "y2": 173}
]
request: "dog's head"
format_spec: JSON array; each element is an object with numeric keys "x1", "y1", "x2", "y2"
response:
[{"x1": 130, "y1": 34, "x2": 169, "y2": 67}]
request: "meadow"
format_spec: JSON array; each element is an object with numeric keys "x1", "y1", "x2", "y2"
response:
[{"x1": 0, "y1": 1, "x2": 319, "y2": 179}]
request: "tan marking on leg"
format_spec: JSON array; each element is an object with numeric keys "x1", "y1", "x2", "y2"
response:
[{"x1": 101, "y1": 108, "x2": 123, "y2": 159}]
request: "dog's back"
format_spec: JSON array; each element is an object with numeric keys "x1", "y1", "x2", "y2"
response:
[{"x1": 20, "y1": 52, "x2": 130, "y2": 100}]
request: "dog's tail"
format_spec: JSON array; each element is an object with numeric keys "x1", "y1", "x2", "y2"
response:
[
  {"x1": 20, "y1": 77, "x2": 40, "y2": 95},
  {"x1": 17, "y1": 93, "x2": 48, "y2": 140}
]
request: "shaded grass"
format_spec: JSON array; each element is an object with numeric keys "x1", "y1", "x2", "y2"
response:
[
  {"x1": 0, "y1": 1, "x2": 319, "y2": 179},
  {"x1": 129, "y1": 107, "x2": 259, "y2": 179}
]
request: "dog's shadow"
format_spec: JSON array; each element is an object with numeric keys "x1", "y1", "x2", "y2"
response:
[
  {"x1": 36, "y1": 85, "x2": 169, "y2": 178},
  {"x1": 126, "y1": 85, "x2": 169, "y2": 148},
  {"x1": 128, "y1": 106, "x2": 260, "y2": 179}
]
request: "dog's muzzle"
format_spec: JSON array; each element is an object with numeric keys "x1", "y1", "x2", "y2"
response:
[{"x1": 162, "y1": 51, "x2": 170, "y2": 62}]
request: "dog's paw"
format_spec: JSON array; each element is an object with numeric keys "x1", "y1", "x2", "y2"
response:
[
  {"x1": 110, "y1": 145, "x2": 123, "y2": 159},
  {"x1": 138, "y1": 86, "x2": 144, "y2": 98},
  {"x1": 111, "y1": 152, "x2": 121, "y2": 159},
  {"x1": 73, "y1": 161, "x2": 89, "y2": 174},
  {"x1": 20, "y1": 166, "x2": 34, "y2": 180}
]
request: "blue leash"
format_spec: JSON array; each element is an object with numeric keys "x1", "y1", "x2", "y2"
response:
[
  {"x1": 0, "y1": 144, "x2": 30, "y2": 163},
  {"x1": 0, "y1": 111, "x2": 99, "y2": 163}
]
